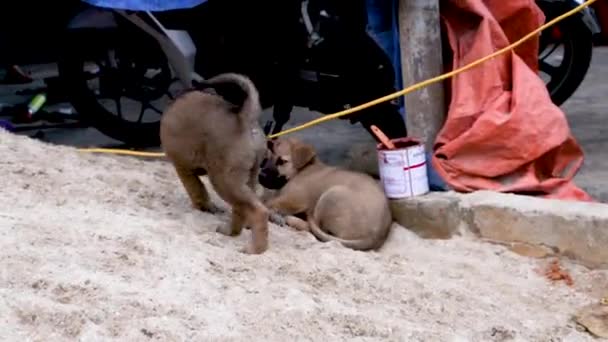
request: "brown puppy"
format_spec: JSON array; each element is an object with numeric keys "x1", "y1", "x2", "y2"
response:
[
  {"x1": 259, "y1": 137, "x2": 393, "y2": 251},
  {"x1": 160, "y1": 73, "x2": 269, "y2": 254}
]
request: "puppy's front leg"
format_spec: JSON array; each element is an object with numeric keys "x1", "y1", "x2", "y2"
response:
[
  {"x1": 265, "y1": 192, "x2": 308, "y2": 216},
  {"x1": 174, "y1": 165, "x2": 219, "y2": 213},
  {"x1": 247, "y1": 165, "x2": 260, "y2": 191},
  {"x1": 265, "y1": 192, "x2": 308, "y2": 229},
  {"x1": 285, "y1": 216, "x2": 310, "y2": 232}
]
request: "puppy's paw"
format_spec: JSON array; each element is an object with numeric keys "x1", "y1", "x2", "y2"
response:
[
  {"x1": 285, "y1": 216, "x2": 310, "y2": 232},
  {"x1": 269, "y1": 212, "x2": 286, "y2": 226},
  {"x1": 239, "y1": 244, "x2": 268, "y2": 255},
  {"x1": 216, "y1": 224, "x2": 241, "y2": 237},
  {"x1": 195, "y1": 202, "x2": 224, "y2": 215}
]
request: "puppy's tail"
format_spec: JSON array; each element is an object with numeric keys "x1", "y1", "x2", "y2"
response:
[
  {"x1": 308, "y1": 219, "x2": 383, "y2": 251},
  {"x1": 192, "y1": 73, "x2": 261, "y2": 122}
]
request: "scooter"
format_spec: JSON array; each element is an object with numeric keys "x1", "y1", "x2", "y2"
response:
[{"x1": 0, "y1": 0, "x2": 600, "y2": 145}]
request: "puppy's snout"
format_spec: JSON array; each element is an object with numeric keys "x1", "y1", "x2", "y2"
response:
[
  {"x1": 258, "y1": 163, "x2": 278, "y2": 181},
  {"x1": 266, "y1": 140, "x2": 275, "y2": 152},
  {"x1": 258, "y1": 159, "x2": 287, "y2": 190}
]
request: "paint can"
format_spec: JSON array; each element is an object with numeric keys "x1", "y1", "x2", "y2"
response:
[{"x1": 377, "y1": 138, "x2": 429, "y2": 199}]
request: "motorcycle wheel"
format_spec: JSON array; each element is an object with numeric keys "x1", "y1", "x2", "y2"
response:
[
  {"x1": 58, "y1": 26, "x2": 183, "y2": 147},
  {"x1": 537, "y1": 0, "x2": 594, "y2": 106}
]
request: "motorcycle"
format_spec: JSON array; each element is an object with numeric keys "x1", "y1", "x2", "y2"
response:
[
  {"x1": 55, "y1": 0, "x2": 409, "y2": 147},
  {"x1": 0, "y1": 0, "x2": 600, "y2": 146}
]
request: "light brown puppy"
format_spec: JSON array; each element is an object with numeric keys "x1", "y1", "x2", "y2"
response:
[
  {"x1": 259, "y1": 137, "x2": 393, "y2": 251},
  {"x1": 160, "y1": 73, "x2": 269, "y2": 254}
]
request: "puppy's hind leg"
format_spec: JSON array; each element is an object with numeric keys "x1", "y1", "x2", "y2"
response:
[
  {"x1": 247, "y1": 165, "x2": 284, "y2": 226},
  {"x1": 174, "y1": 165, "x2": 219, "y2": 213},
  {"x1": 213, "y1": 177, "x2": 269, "y2": 254},
  {"x1": 241, "y1": 198, "x2": 270, "y2": 254},
  {"x1": 217, "y1": 207, "x2": 245, "y2": 237},
  {"x1": 247, "y1": 165, "x2": 259, "y2": 191}
]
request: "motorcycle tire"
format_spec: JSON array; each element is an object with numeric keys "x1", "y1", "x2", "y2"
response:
[{"x1": 537, "y1": 0, "x2": 594, "y2": 106}]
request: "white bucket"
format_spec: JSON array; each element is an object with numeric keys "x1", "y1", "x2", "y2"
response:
[{"x1": 377, "y1": 138, "x2": 430, "y2": 199}]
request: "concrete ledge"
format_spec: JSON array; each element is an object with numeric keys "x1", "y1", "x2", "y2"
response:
[{"x1": 390, "y1": 191, "x2": 608, "y2": 269}]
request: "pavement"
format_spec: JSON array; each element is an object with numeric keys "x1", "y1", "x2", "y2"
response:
[
  {"x1": 390, "y1": 190, "x2": 608, "y2": 268},
  {"x1": 561, "y1": 47, "x2": 608, "y2": 202},
  {"x1": 1, "y1": 48, "x2": 608, "y2": 202}
]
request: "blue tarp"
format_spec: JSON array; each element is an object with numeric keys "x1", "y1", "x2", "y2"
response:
[
  {"x1": 81, "y1": 0, "x2": 207, "y2": 11},
  {"x1": 365, "y1": 0, "x2": 403, "y2": 100}
]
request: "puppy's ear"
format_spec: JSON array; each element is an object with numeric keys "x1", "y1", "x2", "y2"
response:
[{"x1": 292, "y1": 142, "x2": 316, "y2": 169}]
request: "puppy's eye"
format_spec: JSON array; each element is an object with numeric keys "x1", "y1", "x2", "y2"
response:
[{"x1": 276, "y1": 157, "x2": 286, "y2": 166}]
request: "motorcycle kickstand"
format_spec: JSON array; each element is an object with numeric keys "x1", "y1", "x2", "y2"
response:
[{"x1": 268, "y1": 102, "x2": 293, "y2": 137}]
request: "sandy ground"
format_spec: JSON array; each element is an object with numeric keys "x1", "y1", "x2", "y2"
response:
[{"x1": 1, "y1": 130, "x2": 607, "y2": 341}]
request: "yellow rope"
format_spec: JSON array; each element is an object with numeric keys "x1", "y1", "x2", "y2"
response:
[
  {"x1": 78, "y1": 0, "x2": 597, "y2": 157},
  {"x1": 268, "y1": 0, "x2": 598, "y2": 138},
  {"x1": 77, "y1": 148, "x2": 165, "y2": 157}
]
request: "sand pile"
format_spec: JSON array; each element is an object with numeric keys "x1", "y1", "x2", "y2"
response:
[{"x1": 0, "y1": 129, "x2": 606, "y2": 341}]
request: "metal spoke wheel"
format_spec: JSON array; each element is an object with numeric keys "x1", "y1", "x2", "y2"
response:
[{"x1": 58, "y1": 23, "x2": 186, "y2": 147}]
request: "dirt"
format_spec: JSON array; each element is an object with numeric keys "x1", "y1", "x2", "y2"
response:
[{"x1": 0, "y1": 129, "x2": 607, "y2": 341}]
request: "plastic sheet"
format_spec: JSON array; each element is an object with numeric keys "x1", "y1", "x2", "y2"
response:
[{"x1": 433, "y1": 0, "x2": 592, "y2": 201}]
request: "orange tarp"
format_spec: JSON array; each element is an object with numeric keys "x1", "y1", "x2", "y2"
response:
[{"x1": 433, "y1": 0, "x2": 593, "y2": 201}]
